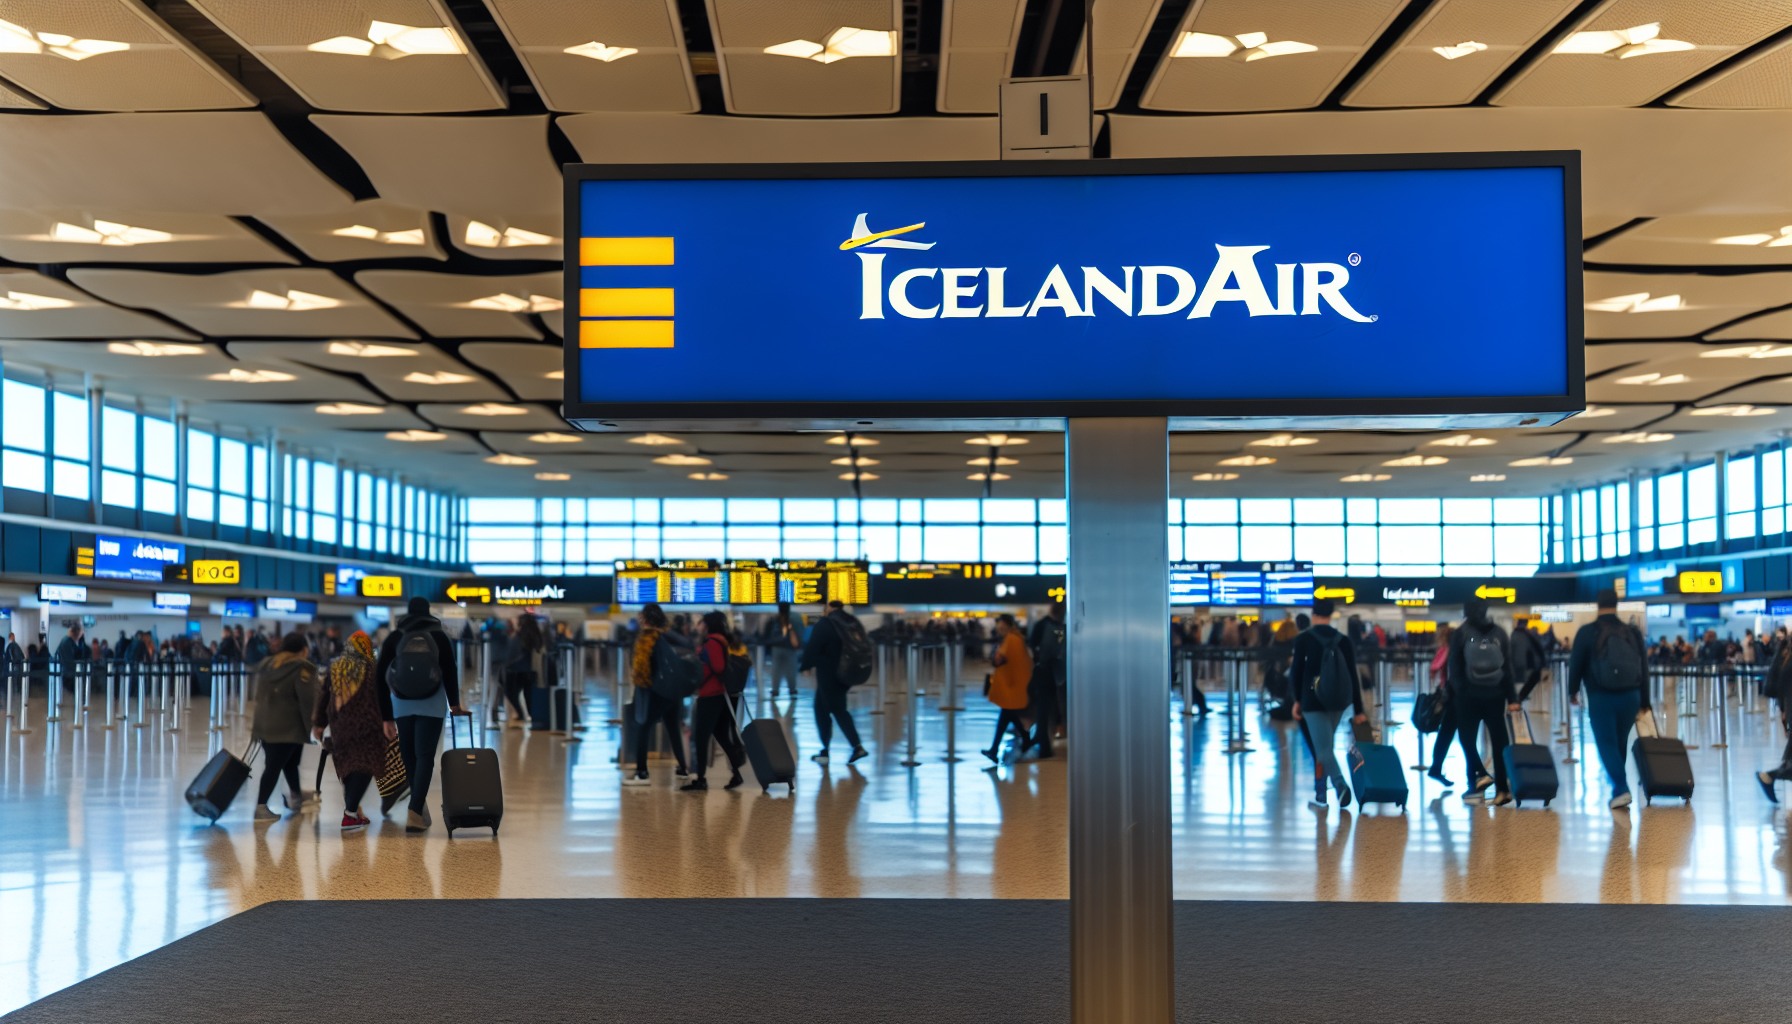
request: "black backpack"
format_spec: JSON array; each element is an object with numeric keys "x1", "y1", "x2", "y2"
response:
[
  {"x1": 1037, "y1": 618, "x2": 1066, "y2": 665},
  {"x1": 831, "y1": 611, "x2": 874, "y2": 688},
  {"x1": 1463, "y1": 627, "x2": 1505, "y2": 691},
  {"x1": 1590, "y1": 620, "x2": 1645, "y2": 692},
  {"x1": 387, "y1": 622, "x2": 442, "y2": 700},
  {"x1": 1312, "y1": 632, "x2": 1352, "y2": 710},
  {"x1": 718, "y1": 638, "x2": 752, "y2": 695},
  {"x1": 650, "y1": 634, "x2": 702, "y2": 700}
]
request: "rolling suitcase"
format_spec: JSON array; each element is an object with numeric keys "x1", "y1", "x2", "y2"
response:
[
  {"x1": 186, "y1": 740, "x2": 258, "y2": 821},
  {"x1": 1502, "y1": 708, "x2": 1559, "y2": 807},
  {"x1": 738, "y1": 697, "x2": 796, "y2": 794},
  {"x1": 1633, "y1": 710, "x2": 1694, "y2": 804},
  {"x1": 1347, "y1": 720, "x2": 1407, "y2": 809},
  {"x1": 440, "y1": 711, "x2": 503, "y2": 835}
]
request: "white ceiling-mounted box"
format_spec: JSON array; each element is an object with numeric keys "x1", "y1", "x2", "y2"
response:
[{"x1": 1001, "y1": 75, "x2": 1092, "y2": 159}]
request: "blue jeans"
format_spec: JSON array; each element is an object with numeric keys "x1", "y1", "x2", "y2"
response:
[
  {"x1": 1302, "y1": 708, "x2": 1346, "y2": 793},
  {"x1": 1584, "y1": 687, "x2": 1641, "y2": 795}
]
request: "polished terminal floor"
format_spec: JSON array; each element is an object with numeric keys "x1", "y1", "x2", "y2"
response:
[{"x1": 4, "y1": 661, "x2": 1791, "y2": 1014}]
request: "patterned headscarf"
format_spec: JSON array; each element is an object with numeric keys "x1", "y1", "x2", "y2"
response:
[{"x1": 328, "y1": 630, "x2": 376, "y2": 708}]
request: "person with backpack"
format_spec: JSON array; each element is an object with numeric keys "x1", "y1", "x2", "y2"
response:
[
  {"x1": 1288, "y1": 598, "x2": 1366, "y2": 810},
  {"x1": 684, "y1": 611, "x2": 747, "y2": 792},
  {"x1": 372, "y1": 596, "x2": 463, "y2": 832},
  {"x1": 313, "y1": 631, "x2": 392, "y2": 832},
  {"x1": 1423, "y1": 622, "x2": 1458, "y2": 787},
  {"x1": 623, "y1": 603, "x2": 692, "y2": 786},
  {"x1": 1448, "y1": 596, "x2": 1523, "y2": 806},
  {"x1": 799, "y1": 600, "x2": 870, "y2": 766},
  {"x1": 499, "y1": 615, "x2": 544, "y2": 729},
  {"x1": 1757, "y1": 636, "x2": 1792, "y2": 802},
  {"x1": 1511, "y1": 619, "x2": 1545, "y2": 702},
  {"x1": 251, "y1": 631, "x2": 319, "y2": 821},
  {"x1": 761, "y1": 602, "x2": 804, "y2": 699},
  {"x1": 1565, "y1": 588, "x2": 1651, "y2": 810},
  {"x1": 1028, "y1": 601, "x2": 1071, "y2": 750}
]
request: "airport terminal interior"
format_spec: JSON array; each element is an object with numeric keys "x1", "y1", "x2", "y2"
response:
[{"x1": 6, "y1": 1, "x2": 1792, "y2": 1021}]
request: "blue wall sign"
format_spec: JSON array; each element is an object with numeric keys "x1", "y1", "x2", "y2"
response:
[
  {"x1": 565, "y1": 154, "x2": 1580, "y2": 424},
  {"x1": 94, "y1": 535, "x2": 185, "y2": 582}
]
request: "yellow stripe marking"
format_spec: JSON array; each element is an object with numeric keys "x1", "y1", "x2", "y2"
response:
[
  {"x1": 582, "y1": 288, "x2": 674, "y2": 317},
  {"x1": 838, "y1": 222, "x2": 925, "y2": 251},
  {"x1": 581, "y1": 320, "x2": 673, "y2": 348},
  {"x1": 581, "y1": 237, "x2": 674, "y2": 265}
]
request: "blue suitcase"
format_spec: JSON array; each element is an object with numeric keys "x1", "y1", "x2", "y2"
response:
[
  {"x1": 1502, "y1": 709, "x2": 1559, "y2": 807},
  {"x1": 1347, "y1": 721, "x2": 1408, "y2": 809}
]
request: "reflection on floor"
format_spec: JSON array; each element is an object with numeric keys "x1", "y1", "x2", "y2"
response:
[{"x1": 3, "y1": 665, "x2": 1790, "y2": 1012}]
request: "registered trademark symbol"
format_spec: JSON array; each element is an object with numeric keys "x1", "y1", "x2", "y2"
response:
[
  {"x1": 1347, "y1": 253, "x2": 1362, "y2": 266},
  {"x1": 1369, "y1": 314, "x2": 1379, "y2": 321}
]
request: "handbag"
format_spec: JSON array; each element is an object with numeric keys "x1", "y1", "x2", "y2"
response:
[{"x1": 1412, "y1": 687, "x2": 1449, "y2": 733}]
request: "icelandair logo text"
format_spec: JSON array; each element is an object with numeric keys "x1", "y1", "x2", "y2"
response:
[{"x1": 843, "y1": 214, "x2": 1374, "y2": 324}]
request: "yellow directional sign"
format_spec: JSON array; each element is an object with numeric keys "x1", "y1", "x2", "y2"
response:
[
  {"x1": 1678, "y1": 571, "x2": 1722, "y2": 594},
  {"x1": 360, "y1": 575, "x2": 402, "y2": 598},
  {"x1": 1475, "y1": 585, "x2": 1517, "y2": 603},
  {"x1": 446, "y1": 583, "x2": 490, "y2": 603},
  {"x1": 1315, "y1": 586, "x2": 1356, "y2": 604},
  {"x1": 191, "y1": 560, "x2": 240, "y2": 585}
]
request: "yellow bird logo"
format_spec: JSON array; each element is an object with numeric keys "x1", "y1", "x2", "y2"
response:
[{"x1": 839, "y1": 213, "x2": 935, "y2": 251}]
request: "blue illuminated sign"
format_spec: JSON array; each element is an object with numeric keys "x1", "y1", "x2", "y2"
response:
[
  {"x1": 94, "y1": 535, "x2": 185, "y2": 582},
  {"x1": 566, "y1": 154, "x2": 1578, "y2": 422}
]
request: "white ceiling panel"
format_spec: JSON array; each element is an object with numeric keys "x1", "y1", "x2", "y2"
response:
[
  {"x1": 1075, "y1": 0, "x2": 1165, "y2": 110},
  {"x1": 482, "y1": 0, "x2": 699, "y2": 113},
  {"x1": 1140, "y1": 0, "x2": 1411, "y2": 113},
  {"x1": 1647, "y1": 402, "x2": 1787, "y2": 435},
  {"x1": 1343, "y1": 0, "x2": 1581, "y2": 108},
  {"x1": 936, "y1": 0, "x2": 1026, "y2": 113},
  {"x1": 0, "y1": 338, "x2": 226, "y2": 376},
  {"x1": 707, "y1": 0, "x2": 902, "y2": 116},
  {"x1": 0, "y1": 339, "x2": 381, "y2": 401},
  {"x1": 1671, "y1": 33, "x2": 1792, "y2": 108},
  {"x1": 0, "y1": 76, "x2": 46, "y2": 109},
  {"x1": 0, "y1": 112, "x2": 351, "y2": 215},
  {"x1": 1494, "y1": 0, "x2": 1791, "y2": 108},
  {"x1": 353, "y1": 270, "x2": 558, "y2": 339},
  {"x1": 0, "y1": 209, "x2": 294, "y2": 264},
  {"x1": 311, "y1": 114, "x2": 561, "y2": 223},
  {"x1": 65, "y1": 268, "x2": 416, "y2": 338},
  {"x1": 558, "y1": 112, "x2": 999, "y2": 162},
  {"x1": 1707, "y1": 308, "x2": 1792, "y2": 340},
  {"x1": 226, "y1": 339, "x2": 508, "y2": 402},
  {"x1": 1583, "y1": 271, "x2": 1792, "y2": 339},
  {"x1": 192, "y1": 400, "x2": 431, "y2": 433},
  {"x1": 186, "y1": 0, "x2": 504, "y2": 113},
  {"x1": 257, "y1": 200, "x2": 444, "y2": 262},
  {"x1": 0, "y1": 0, "x2": 256, "y2": 111},
  {"x1": 457, "y1": 341, "x2": 562, "y2": 401},
  {"x1": 1558, "y1": 403, "x2": 1676, "y2": 430},
  {"x1": 1588, "y1": 215, "x2": 1792, "y2": 265},
  {"x1": 0, "y1": 267, "x2": 196, "y2": 339},
  {"x1": 441, "y1": 212, "x2": 559, "y2": 261},
  {"x1": 417, "y1": 401, "x2": 567, "y2": 432}
]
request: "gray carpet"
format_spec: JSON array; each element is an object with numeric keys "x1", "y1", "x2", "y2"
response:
[{"x1": 7, "y1": 899, "x2": 1789, "y2": 1023}]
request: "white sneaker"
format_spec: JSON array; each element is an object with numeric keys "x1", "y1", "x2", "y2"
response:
[
  {"x1": 622, "y1": 771, "x2": 651, "y2": 787},
  {"x1": 811, "y1": 752, "x2": 829, "y2": 764},
  {"x1": 1307, "y1": 798, "x2": 1328, "y2": 811},
  {"x1": 1610, "y1": 791, "x2": 1633, "y2": 810},
  {"x1": 253, "y1": 803, "x2": 279, "y2": 822}
]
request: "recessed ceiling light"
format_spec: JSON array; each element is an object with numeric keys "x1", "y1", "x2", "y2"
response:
[
  {"x1": 0, "y1": 20, "x2": 130, "y2": 61},
  {"x1": 966, "y1": 433, "x2": 1028, "y2": 446},
  {"x1": 1700, "y1": 344, "x2": 1792, "y2": 359},
  {"x1": 1510, "y1": 456, "x2": 1573, "y2": 466},
  {"x1": 1173, "y1": 30, "x2": 1317, "y2": 61},
  {"x1": 1585, "y1": 292, "x2": 1682, "y2": 313},
  {"x1": 402, "y1": 371, "x2": 477, "y2": 385},
  {"x1": 49, "y1": 220, "x2": 173, "y2": 246},
  {"x1": 1605, "y1": 431, "x2": 1675, "y2": 443},
  {"x1": 1219, "y1": 455, "x2": 1276, "y2": 466},
  {"x1": 206, "y1": 368, "x2": 297, "y2": 383},
  {"x1": 307, "y1": 20, "x2": 465, "y2": 59},
  {"x1": 967, "y1": 457, "x2": 1018, "y2": 466},
  {"x1": 1573, "y1": 406, "x2": 1617, "y2": 418},
  {"x1": 459, "y1": 403, "x2": 526, "y2": 416},
  {"x1": 485, "y1": 454, "x2": 537, "y2": 466},
  {"x1": 462, "y1": 293, "x2": 562, "y2": 313},
  {"x1": 462, "y1": 221, "x2": 558, "y2": 248},
  {"x1": 108, "y1": 341, "x2": 205, "y2": 357},
  {"x1": 1249, "y1": 433, "x2": 1317, "y2": 447},
  {"x1": 764, "y1": 26, "x2": 896, "y2": 63},
  {"x1": 1615, "y1": 372, "x2": 1689, "y2": 386},
  {"x1": 330, "y1": 224, "x2": 425, "y2": 246},
  {"x1": 832, "y1": 456, "x2": 880, "y2": 466},
  {"x1": 1691, "y1": 404, "x2": 1775, "y2": 417},
  {"x1": 1340, "y1": 473, "x2": 1392, "y2": 482},
  {"x1": 967, "y1": 472, "x2": 1012, "y2": 481},
  {"x1": 528, "y1": 432, "x2": 581, "y2": 443},
  {"x1": 327, "y1": 341, "x2": 415, "y2": 357},
  {"x1": 689, "y1": 472, "x2": 729, "y2": 480},
  {"x1": 1471, "y1": 474, "x2": 1507, "y2": 482},
  {"x1": 564, "y1": 41, "x2": 637, "y2": 61},
  {"x1": 627, "y1": 433, "x2": 683, "y2": 446},
  {"x1": 534, "y1": 472, "x2": 572, "y2": 481},
  {"x1": 315, "y1": 402, "x2": 384, "y2": 415},
  {"x1": 1190, "y1": 472, "x2": 1240, "y2": 481},
  {"x1": 386, "y1": 429, "x2": 445, "y2": 441},
  {"x1": 1427, "y1": 434, "x2": 1495, "y2": 447},
  {"x1": 545, "y1": 369, "x2": 565, "y2": 380},
  {"x1": 825, "y1": 434, "x2": 880, "y2": 445},
  {"x1": 1433, "y1": 40, "x2": 1488, "y2": 59},
  {"x1": 653, "y1": 453, "x2": 712, "y2": 466},
  {"x1": 839, "y1": 472, "x2": 880, "y2": 481},
  {"x1": 0, "y1": 290, "x2": 77, "y2": 311},
  {"x1": 1382, "y1": 455, "x2": 1449, "y2": 466},
  {"x1": 236, "y1": 289, "x2": 341, "y2": 311},
  {"x1": 1554, "y1": 22, "x2": 1693, "y2": 59}
]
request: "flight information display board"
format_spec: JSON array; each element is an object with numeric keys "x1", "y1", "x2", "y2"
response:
[
  {"x1": 882, "y1": 562, "x2": 997, "y2": 580},
  {"x1": 667, "y1": 561, "x2": 723, "y2": 604},
  {"x1": 1169, "y1": 563, "x2": 1314, "y2": 606},
  {"x1": 725, "y1": 560, "x2": 778, "y2": 604},
  {"x1": 775, "y1": 560, "x2": 870, "y2": 605},
  {"x1": 613, "y1": 560, "x2": 670, "y2": 603},
  {"x1": 1169, "y1": 564, "x2": 1211, "y2": 604}
]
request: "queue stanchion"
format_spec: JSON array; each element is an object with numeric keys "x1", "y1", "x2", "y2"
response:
[
  {"x1": 103, "y1": 660, "x2": 117, "y2": 729},
  {"x1": 871, "y1": 643, "x2": 887, "y2": 714},
  {"x1": 561, "y1": 646, "x2": 581, "y2": 744},
  {"x1": 45, "y1": 658, "x2": 61, "y2": 723},
  {"x1": 608, "y1": 643, "x2": 624, "y2": 725},
  {"x1": 167, "y1": 660, "x2": 184, "y2": 733},
  {"x1": 1714, "y1": 665, "x2": 1730, "y2": 749},
  {"x1": 12, "y1": 663, "x2": 30, "y2": 734},
  {"x1": 1225, "y1": 655, "x2": 1252, "y2": 754},
  {"x1": 941, "y1": 641, "x2": 962, "y2": 711},
  {"x1": 1179, "y1": 652, "x2": 1196, "y2": 717},
  {"x1": 71, "y1": 660, "x2": 86, "y2": 730},
  {"x1": 754, "y1": 642, "x2": 767, "y2": 720},
  {"x1": 572, "y1": 644, "x2": 589, "y2": 733},
  {"x1": 901, "y1": 643, "x2": 921, "y2": 767},
  {"x1": 4, "y1": 663, "x2": 14, "y2": 722}
]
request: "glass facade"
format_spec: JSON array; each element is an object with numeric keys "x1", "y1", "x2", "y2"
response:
[{"x1": 1559, "y1": 442, "x2": 1792, "y2": 567}]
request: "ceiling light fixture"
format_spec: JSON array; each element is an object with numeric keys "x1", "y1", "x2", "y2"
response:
[
  {"x1": 564, "y1": 41, "x2": 636, "y2": 61},
  {"x1": 839, "y1": 472, "x2": 880, "y2": 481},
  {"x1": 965, "y1": 433, "x2": 1028, "y2": 447},
  {"x1": 764, "y1": 26, "x2": 897, "y2": 63},
  {"x1": 1382, "y1": 455, "x2": 1449, "y2": 466},
  {"x1": 1554, "y1": 21, "x2": 1694, "y2": 59},
  {"x1": 1219, "y1": 455, "x2": 1276, "y2": 466},
  {"x1": 825, "y1": 434, "x2": 880, "y2": 445},
  {"x1": 1585, "y1": 292, "x2": 1683, "y2": 313},
  {"x1": 1690, "y1": 404, "x2": 1774, "y2": 417},
  {"x1": 1433, "y1": 40, "x2": 1488, "y2": 59},
  {"x1": 461, "y1": 293, "x2": 562, "y2": 313},
  {"x1": 0, "y1": 19, "x2": 129, "y2": 60},
  {"x1": 459, "y1": 403, "x2": 526, "y2": 416},
  {"x1": 1712, "y1": 225, "x2": 1792, "y2": 247},
  {"x1": 534, "y1": 472, "x2": 572, "y2": 481},
  {"x1": 206, "y1": 368, "x2": 296, "y2": 383},
  {"x1": 1510, "y1": 456, "x2": 1573, "y2": 466},
  {"x1": 689, "y1": 472, "x2": 729, "y2": 480},
  {"x1": 967, "y1": 472, "x2": 1012, "y2": 481},
  {"x1": 967, "y1": 456, "x2": 1019, "y2": 466},
  {"x1": 315, "y1": 402, "x2": 384, "y2": 415},
  {"x1": 1471, "y1": 474, "x2": 1507, "y2": 482},
  {"x1": 1700, "y1": 344, "x2": 1792, "y2": 359},
  {"x1": 1614, "y1": 372, "x2": 1689, "y2": 386},
  {"x1": 50, "y1": 220, "x2": 173, "y2": 246},
  {"x1": 330, "y1": 224, "x2": 425, "y2": 246},
  {"x1": 108, "y1": 341, "x2": 205, "y2": 357},
  {"x1": 832, "y1": 456, "x2": 880, "y2": 466},
  {"x1": 528, "y1": 432, "x2": 582, "y2": 443},
  {"x1": 1340, "y1": 474, "x2": 1392, "y2": 482},
  {"x1": 307, "y1": 21, "x2": 465, "y2": 59},
  {"x1": 1427, "y1": 434, "x2": 1495, "y2": 447},
  {"x1": 653, "y1": 453, "x2": 712, "y2": 466},
  {"x1": 1190, "y1": 473, "x2": 1239, "y2": 481},
  {"x1": 545, "y1": 369, "x2": 564, "y2": 380},
  {"x1": 403, "y1": 371, "x2": 477, "y2": 385},
  {"x1": 1573, "y1": 406, "x2": 1617, "y2": 418},
  {"x1": 1249, "y1": 433, "x2": 1317, "y2": 447},
  {"x1": 237, "y1": 289, "x2": 342, "y2": 311},
  {"x1": 386, "y1": 430, "x2": 446, "y2": 441},
  {"x1": 462, "y1": 221, "x2": 558, "y2": 249},
  {"x1": 1173, "y1": 30, "x2": 1317, "y2": 61},
  {"x1": 627, "y1": 433, "x2": 684, "y2": 446},
  {"x1": 327, "y1": 341, "x2": 415, "y2": 357},
  {"x1": 485, "y1": 454, "x2": 537, "y2": 466},
  {"x1": 0, "y1": 291, "x2": 77, "y2": 310},
  {"x1": 1605, "y1": 431, "x2": 1675, "y2": 443}
]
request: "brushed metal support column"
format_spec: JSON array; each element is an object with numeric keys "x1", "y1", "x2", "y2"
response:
[
  {"x1": 1068, "y1": 416, "x2": 1172, "y2": 1024},
  {"x1": 173, "y1": 400, "x2": 188, "y2": 535},
  {"x1": 86, "y1": 374, "x2": 102, "y2": 525}
]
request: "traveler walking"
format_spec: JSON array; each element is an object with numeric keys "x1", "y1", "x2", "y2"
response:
[
  {"x1": 1289, "y1": 598, "x2": 1366, "y2": 809},
  {"x1": 1424, "y1": 623, "x2": 1457, "y2": 787},
  {"x1": 1448, "y1": 596, "x2": 1522, "y2": 806},
  {"x1": 762, "y1": 602, "x2": 803, "y2": 699},
  {"x1": 374, "y1": 597, "x2": 464, "y2": 831},
  {"x1": 623, "y1": 602, "x2": 691, "y2": 785},
  {"x1": 251, "y1": 632, "x2": 319, "y2": 821},
  {"x1": 1512, "y1": 619, "x2": 1545, "y2": 702},
  {"x1": 1758, "y1": 633, "x2": 1792, "y2": 802},
  {"x1": 500, "y1": 615, "x2": 544, "y2": 728},
  {"x1": 984, "y1": 614, "x2": 1035, "y2": 763},
  {"x1": 683, "y1": 611, "x2": 746, "y2": 792},
  {"x1": 1028, "y1": 600, "x2": 1069, "y2": 749},
  {"x1": 54, "y1": 624, "x2": 86, "y2": 700},
  {"x1": 799, "y1": 600, "x2": 870, "y2": 766},
  {"x1": 1566, "y1": 588, "x2": 1651, "y2": 810},
  {"x1": 312, "y1": 632, "x2": 393, "y2": 832}
]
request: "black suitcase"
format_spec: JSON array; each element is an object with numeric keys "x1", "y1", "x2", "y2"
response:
[
  {"x1": 1502, "y1": 709, "x2": 1559, "y2": 807},
  {"x1": 440, "y1": 712, "x2": 502, "y2": 835},
  {"x1": 738, "y1": 699, "x2": 796, "y2": 793},
  {"x1": 1633, "y1": 736, "x2": 1694, "y2": 803},
  {"x1": 531, "y1": 685, "x2": 583, "y2": 731},
  {"x1": 186, "y1": 740, "x2": 258, "y2": 821}
]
